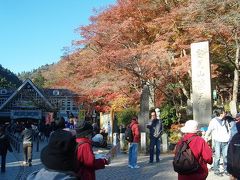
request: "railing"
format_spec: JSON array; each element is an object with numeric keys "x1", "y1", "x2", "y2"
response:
[
  {"x1": 7, "y1": 132, "x2": 22, "y2": 153},
  {"x1": 7, "y1": 129, "x2": 41, "y2": 153}
]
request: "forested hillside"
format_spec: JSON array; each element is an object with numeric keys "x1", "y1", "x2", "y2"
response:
[
  {"x1": 18, "y1": 64, "x2": 54, "y2": 88},
  {"x1": 0, "y1": 65, "x2": 22, "y2": 88}
]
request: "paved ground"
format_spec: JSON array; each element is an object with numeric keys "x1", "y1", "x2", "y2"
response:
[
  {"x1": 0, "y1": 140, "x2": 46, "y2": 180},
  {"x1": 0, "y1": 141, "x2": 230, "y2": 180},
  {"x1": 96, "y1": 153, "x2": 230, "y2": 180}
]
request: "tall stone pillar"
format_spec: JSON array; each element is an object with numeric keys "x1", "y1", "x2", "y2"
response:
[
  {"x1": 139, "y1": 84, "x2": 154, "y2": 153},
  {"x1": 138, "y1": 85, "x2": 150, "y2": 131},
  {"x1": 191, "y1": 41, "x2": 212, "y2": 126}
]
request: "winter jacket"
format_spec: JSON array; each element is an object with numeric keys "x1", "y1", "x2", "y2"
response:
[
  {"x1": 130, "y1": 120, "x2": 140, "y2": 143},
  {"x1": 21, "y1": 128, "x2": 33, "y2": 144},
  {"x1": 147, "y1": 119, "x2": 163, "y2": 139},
  {"x1": 27, "y1": 168, "x2": 78, "y2": 180},
  {"x1": 75, "y1": 137, "x2": 107, "y2": 180},
  {"x1": 227, "y1": 122, "x2": 240, "y2": 178},
  {"x1": 0, "y1": 133, "x2": 12, "y2": 155},
  {"x1": 176, "y1": 133, "x2": 213, "y2": 180},
  {"x1": 227, "y1": 132, "x2": 240, "y2": 178},
  {"x1": 205, "y1": 117, "x2": 230, "y2": 142}
]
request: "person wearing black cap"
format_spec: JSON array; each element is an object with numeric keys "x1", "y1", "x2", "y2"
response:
[
  {"x1": 27, "y1": 129, "x2": 78, "y2": 180},
  {"x1": 75, "y1": 121, "x2": 109, "y2": 180}
]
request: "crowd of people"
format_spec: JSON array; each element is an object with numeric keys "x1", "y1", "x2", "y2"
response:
[
  {"x1": 0, "y1": 117, "x2": 110, "y2": 178},
  {"x1": 0, "y1": 107, "x2": 240, "y2": 179}
]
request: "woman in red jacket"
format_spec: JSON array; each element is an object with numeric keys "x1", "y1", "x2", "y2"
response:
[
  {"x1": 176, "y1": 120, "x2": 213, "y2": 180},
  {"x1": 75, "y1": 121, "x2": 109, "y2": 180}
]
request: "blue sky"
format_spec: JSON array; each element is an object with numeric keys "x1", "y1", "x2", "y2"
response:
[{"x1": 0, "y1": 0, "x2": 116, "y2": 74}]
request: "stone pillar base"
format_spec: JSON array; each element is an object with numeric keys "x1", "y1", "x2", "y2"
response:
[
  {"x1": 140, "y1": 132, "x2": 146, "y2": 154},
  {"x1": 161, "y1": 133, "x2": 168, "y2": 153}
]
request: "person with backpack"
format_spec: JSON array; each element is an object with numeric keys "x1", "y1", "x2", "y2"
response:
[
  {"x1": 75, "y1": 121, "x2": 109, "y2": 180},
  {"x1": 227, "y1": 122, "x2": 240, "y2": 180},
  {"x1": 146, "y1": 111, "x2": 163, "y2": 163},
  {"x1": 204, "y1": 108, "x2": 230, "y2": 176},
  {"x1": 127, "y1": 116, "x2": 140, "y2": 169},
  {"x1": 173, "y1": 120, "x2": 212, "y2": 180}
]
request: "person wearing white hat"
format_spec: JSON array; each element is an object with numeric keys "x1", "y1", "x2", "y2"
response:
[
  {"x1": 180, "y1": 120, "x2": 199, "y2": 134},
  {"x1": 175, "y1": 120, "x2": 213, "y2": 180}
]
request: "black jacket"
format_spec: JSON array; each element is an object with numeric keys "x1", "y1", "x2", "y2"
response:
[
  {"x1": 147, "y1": 119, "x2": 163, "y2": 139},
  {"x1": 0, "y1": 133, "x2": 13, "y2": 155}
]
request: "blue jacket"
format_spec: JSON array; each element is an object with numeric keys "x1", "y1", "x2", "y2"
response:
[{"x1": 27, "y1": 168, "x2": 78, "y2": 180}]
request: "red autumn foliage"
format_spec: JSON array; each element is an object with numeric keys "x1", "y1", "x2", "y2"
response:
[{"x1": 42, "y1": 0, "x2": 240, "y2": 111}]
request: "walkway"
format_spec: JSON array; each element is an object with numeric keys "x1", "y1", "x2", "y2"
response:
[
  {"x1": 96, "y1": 153, "x2": 229, "y2": 180},
  {"x1": 0, "y1": 142, "x2": 230, "y2": 180},
  {"x1": 0, "y1": 140, "x2": 46, "y2": 180}
]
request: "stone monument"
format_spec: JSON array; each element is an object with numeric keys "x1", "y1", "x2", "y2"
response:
[
  {"x1": 191, "y1": 41, "x2": 212, "y2": 126},
  {"x1": 138, "y1": 85, "x2": 150, "y2": 130},
  {"x1": 139, "y1": 84, "x2": 154, "y2": 153}
]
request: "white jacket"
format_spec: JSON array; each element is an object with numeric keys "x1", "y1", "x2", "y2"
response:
[{"x1": 205, "y1": 117, "x2": 230, "y2": 142}]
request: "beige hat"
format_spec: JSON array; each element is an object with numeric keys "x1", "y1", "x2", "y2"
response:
[{"x1": 180, "y1": 120, "x2": 199, "y2": 133}]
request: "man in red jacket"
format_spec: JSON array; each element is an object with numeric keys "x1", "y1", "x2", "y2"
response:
[
  {"x1": 128, "y1": 116, "x2": 140, "y2": 169},
  {"x1": 176, "y1": 120, "x2": 213, "y2": 180},
  {"x1": 75, "y1": 121, "x2": 109, "y2": 180}
]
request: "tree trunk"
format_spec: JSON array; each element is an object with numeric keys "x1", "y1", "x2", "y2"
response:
[
  {"x1": 231, "y1": 33, "x2": 239, "y2": 117},
  {"x1": 179, "y1": 80, "x2": 190, "y2": 100}
]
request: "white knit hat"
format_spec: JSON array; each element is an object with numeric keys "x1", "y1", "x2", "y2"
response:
[{"x1": 180, "y1": 120, "x2": 199, "y2": 133}]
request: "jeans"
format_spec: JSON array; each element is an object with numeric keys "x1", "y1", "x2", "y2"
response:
[
  {"x1": 149, "y1": 137, "x2": 161, "y2": 162},
  {"x1": 23, "y1": 143, "x2": 33, "y2": 163},
  {"x1": 1, "y1": 154, "x2": 6, "y2": 172},
  {"x1": 213, "y1": 141, "x2": 228, "y2": 172},
  {"x1": 128, "y1": 143, "x2": 138, "y2": 167}
]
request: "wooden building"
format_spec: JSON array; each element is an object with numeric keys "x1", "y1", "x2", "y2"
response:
[{"x1": 0, "y1": 79, "x2": 79, "y2": 124}]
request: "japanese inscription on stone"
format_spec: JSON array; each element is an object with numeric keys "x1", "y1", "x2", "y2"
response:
[{"x1": 191, "y1": 41, "x2": 212, "y2": 125}]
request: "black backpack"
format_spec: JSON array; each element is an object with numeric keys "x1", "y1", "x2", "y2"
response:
[
  {"x1": 125, "y1": 125, "x2": 133, "y2": 142},
  {"x1": 227, "y1": 133, "x2": 240, "y2": 178},
  {"x1": 173, "y1": 136, "x2": 199, "y2": 175}
]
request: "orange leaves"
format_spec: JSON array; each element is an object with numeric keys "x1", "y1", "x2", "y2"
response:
[
  {"x1": 43, "y1": 0, "x2": 240, "y2": 111},
  {"x1": 71, "y1": 0, "x2": 196, "y2": 107}
]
